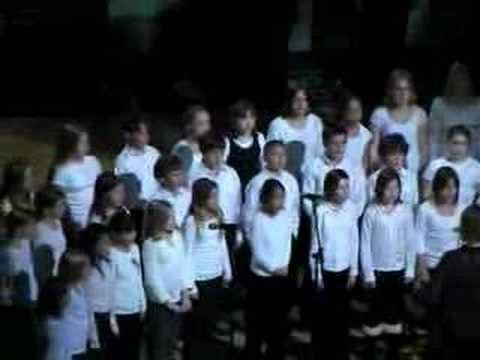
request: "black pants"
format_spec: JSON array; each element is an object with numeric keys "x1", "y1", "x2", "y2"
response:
[
  {"x1": 367, "y1": 270, "x2": 405, "y2": 326},
  {"x1": 245, "y1": 272, "x2": 292, "y2": 360},
  {"x1": 94, "y1": 312, "x2": 115, "y2": 360},
  {"x1": 147, "y1": 302, "x2": 183, "y2": 360},
  {"x1": 311, "y1": 269, "x2": 350, "y2": 360},
  {"x1": 111, "y1": 313, "x2": 142, "y2": 360},
  {"x1": 183, "y1": 277, "x2": 225, "y2": 360}
]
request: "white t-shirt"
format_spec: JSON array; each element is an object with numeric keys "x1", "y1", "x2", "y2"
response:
[
  {"x1": 370, "y1": 106, "x2": 427, "y2": 172},
  {"x1": 247, "y1": 209, "x2": 292, "y2": 277},
  {"x1": 114, "y1": 145, "x2": 161, "y2": 200},
  {"x1": 423, "y1": 157, "x2": 480, "y2": 206},
  {"x1": 345, "y1": 125, "x2": 372, "y2": 170},
  {"x1": 267, "y1": 113, "x2": 324, "y2": 169},
  {"x1": 52, "y1": 156, "x2": 102, "y2": 229},
  {"x1": 416, "y1": 201, "x2": 465, "y2": 269}
]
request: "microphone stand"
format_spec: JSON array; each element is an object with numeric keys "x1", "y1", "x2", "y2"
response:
[{"x1": 305, "y1": 197, "x2": 324, "y2": 290}]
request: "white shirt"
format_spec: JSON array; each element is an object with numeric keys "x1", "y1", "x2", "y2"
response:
[
  {"x1": 84, "y1": 259, "x2": 114, "y2": 314},
  {"x1": 345, "y1": 125, "x2": 372, "y2": 170},
  {"x1": 243, "y1": 169, "x2": 300, "y2": 237},
  {"x1": 114, "y1": 145, "x2": 161, "y2": 200},
  {"x1": 267, "y1": 113, "x2": 324, "y2": 169},
  {"x1": 371, "y1": 106, "x2": 427, "y2": 172},
  {"x1": 142, "y1": 231, "x2": 196, "y2": 304},
  {"x1": 247, "y1": 209, "x2": 293, "y2": 277},
  {"x1": 368, "y1": 167, "x2": 418, "y2": 206},
  {"x1": 149, "y1": 185, "x2": 192, "y2": 228},
  {"x1": 423, "y1": 157, "x2": 480, "y2": 206},
  {"x1": 360, "y1": 203, "x2": 416, "y2": 283},
  {"x1": 303, "y1": 155, "x2": 367, "y2": 217},
  {"x1": 110, "y1": 245, "x2": 146, "y2": 315},
  {"x1": 172, "y1": 140, "x2": 203, "y2": 175},
  {"x1": 310, "y1": 201, "x2": 359, "y2": 286},
  {"x1": 33, "y1": 220, "x2": 67, "y2": 285},
  {"x1": 189, "y1": 162, "x2": 242, "y2": 224},
  {"x1": 416, "y1": 201, "x2": 465, "y2": 269},
  {"x1": 52, "y1": 156, "x2": 102, "y2": 228},
  {"x1": 183, "y1": 216, "x2": 232, "y2": 282},
  {"x1": 45, "y1": 286, "x2": 90, "y2": 360}
]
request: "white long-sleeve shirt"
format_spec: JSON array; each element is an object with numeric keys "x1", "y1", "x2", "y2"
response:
[
  {"x1": 110, "y1": 245, "x2": 146, "y2": 315},
  {"x1": 345, "y1": 125, "x2": 372, "y2": 170},
  {"x1": 303, "y1": 155, "x2": 367, "y2": 217},
  {"x1": 189, "y1": 162, "x2": 242, "y2": 225},
  {"x1": 368, "y1": 167, "x2": 418, "y2": 206},
  {"x1": 243, "y1": 169, "x2": 300, "y2": 237},
  {"x1": 360, "y1": 203, "x2": 416, "y2": 283},
  {"x1": 142, "y1": 231, "x2": 196, "y2": 304},
  {"x1": 114, "y1": 145, "x2": 161, "y2": 200},
  {"x1": 149, "y1": 185, "x2": 192, "y2": 229},
  {"x1": 423, "y1": 156, "x2": 480, "y2": 206},
  {"x1": 84, "y1": 259, "x2": 114, "y2": 314},
  {"x1": 310, "y1": 201, "x2": 359, "y2": 286},
  {"x1": 247, "y1": 209, "x2": 292, "y2": 277},
  {"x1": 267, "y1": 113, "x2": 324, "y2": 169},
  {"x1": 183, "y1": 216, "x2": 232, "y2": 282},
  {"x1": 52, "y1": 156, "x2": 102, "y2": 228},
  {"x1": 416, "y1": 201, "x2": 465, "y2": 269}
]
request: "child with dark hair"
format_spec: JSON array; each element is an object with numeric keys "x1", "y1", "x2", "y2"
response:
[
  {"x1": 108, "y1": 212, "x2": 145, "y2": 360},
  {"x1": 33, "y1": 186, "x2": 67, "y2": 288},
  {"x1": 90, "y1": 171, "x2": 127, "y2": 225},
  {"x1": 423, "y1": 125, "x2": 480, "y2": 205},
  {"x1": 245, "y1": 179, "x2": 293, "y2": 360},
  {"x1": 309, "y1": 169, "x2": 359, "y2": 360},
  {"x1": 0, "y1": 158, "x2": 35, "y2": 217},
  {"x1": 368, "y1": 133, "x2": 418, "y2": 206},
  {"x1": 150, "y1": 155, "x2": 192, "y2": 229},
  {"x1": 51, "y1": 124, "x2": 102, "y2": 229},
  {"x1": 361, "y1": 168, "x2": 416, "y2": 337},
  {"x1": 115, "y1": 116, "x2": 161, "y2": 200},
  {"x1": 142, "y1": 201, "x2": 196, "y2": 360},
  {"x1": 225, "y1": 100, "x2": 265, "y2": 193}
]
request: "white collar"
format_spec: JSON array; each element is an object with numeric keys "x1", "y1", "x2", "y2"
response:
[{"x1": 125, "y1": 145, "x2": 148, "y2": 155}]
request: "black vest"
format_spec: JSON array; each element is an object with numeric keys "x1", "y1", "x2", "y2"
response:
[{"x1": 227, "y1": 134, "x2": 262, "y2": 194}]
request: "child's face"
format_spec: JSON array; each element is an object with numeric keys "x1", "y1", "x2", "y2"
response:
[
  {"x1": 95, "y1": 234, "x2": 111, "y2": 258},
  {"x1": 205, "y1": 189, "x2": 219, "y2": 213},
  {"x1": 161, "y1": 212, "x2": 176, "y2": 234},
  {"x1": 381, "y1": 179, "x2": 400, "y2": 205},
  {"x1": 333, "y1": 178, "x2": 350, "y2": 204},
  {"x1": 344, "y1": 98, "x2": 363, "y2": 124},
  {"x1": 392, "y1": 78, "x2": 413, "y2": 107},
  {"x1": 114, "y1": 231, "x2": 137, "y2": 247},
  {"x1": 438, "y1": 179, "x2": 458, "y2": 205},
  {"x1": 326, "y1": 134, "x2": 347, "y2": 161},
  {"x1": 76, "y1": 132, "x2": 90, "y2": 158},
  {"x1": 203, "y1": 149, "x2": 224, "y2": 170},
  {"x1": 448, "y1": 134, "x2": 469, "y2": 160},
  {"x1": 235, "y1": 111, "x2": 256, "y2": 135},
  {"x1": 290, "y1": 90, "x2": 309, "y2": 117},
  {"x1": 264, "y1": 188, "x2": 285, "y2": 214},
  {"x1": 127, "y1": 124, "x2": 150, "y2": 148},
  {"x1": 162, "y1": 169, "x2": 184, "y2": 190},
  {"x1": 107, "y1": 184, "x2": 126, "y2": 208},
  {"x1": 264, "y1": 145, "x2": 287, "y2": 171},
  {"x1": 384, "y1": 151, "x2": 405, "y2": 170},
  {"x1": 191, "y1": 111, "x2": 211, "y2": 139}
]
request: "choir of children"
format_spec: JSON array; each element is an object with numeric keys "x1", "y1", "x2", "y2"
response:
[{"x1": 3, "y1": 70, "x2": 480, "y2": 360}]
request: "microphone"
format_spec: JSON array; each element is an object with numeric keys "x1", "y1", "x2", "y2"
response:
[
  {"x1": 208, "y1": 223, "x2": 237, "y2": 231},
  {"x1": 301, "y1": 193, "x2": 324, "y2": 202}
]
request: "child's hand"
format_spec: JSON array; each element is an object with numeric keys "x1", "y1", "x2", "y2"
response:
[
  {"x1": 181, "y1": 297, "x2": 193, "y2": 313},
  {"x1": 109, "y1": 315, "x2": 120, "y2": 337},
  {"x1": 274, "y1": 266, "x2": 289, "y2": 277},
  {"x1": 166, "y1": 301, "x2": 182, "y2": 313},
  {"x1": 347, "y1": 275, "x2": 357, "y2": 290}
]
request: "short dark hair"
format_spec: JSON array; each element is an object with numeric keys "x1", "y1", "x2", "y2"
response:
[
  {"x1": 259, "y1": 179, "x2": 285, "y2": 205},
  {"x1": 324, "y1": 169, "x2": 349, "y2": 201},
  {"x1": 432, "y1": 166, "x2": 459, "y2": 205},
  {"x1": 122, "y1": 115, "x2": 148, "y2": 133},
  {"x1": 447, "y1": 125, "x2": 471, "y2": 143},
  {"x1": 154, "y1": 155, "x2": 183, "y2": 179},
  {"x1": 336, "y1": 90, "x2": 362, "y2": 120},
  {"x1": 183, "y1": 105, "x2": 208, "y2": 127},
  {"x1": 35, "y1": 185, "x2": 65, "y2": 217},
  {"x1": 199, "y1": 132, "x2": 226, "y2": 154},
  {"x1": 230, "y1": 99, "x2": 256, "y2": 120},
  {"x1": 379, "y1": 133, "x2": 410, "y2": 157},
  {"x1": 322, "y1": 125, "x2": 348, "y2": 146},
  {"x1": 375, "y1": 167, "x2": 402, "y2": 204},
  {"x1": 109, "y1": 211, "x2": 136, "y2": 234},
  {"x1": 263, "y1": 140, "x2": 286, "y2": 155},
  {"x1": 91, "y1": 172, "x2": 122, "y2": 215},
  {"x1": 460, "y1": 205, "x2": 480, "y2": 243}
]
